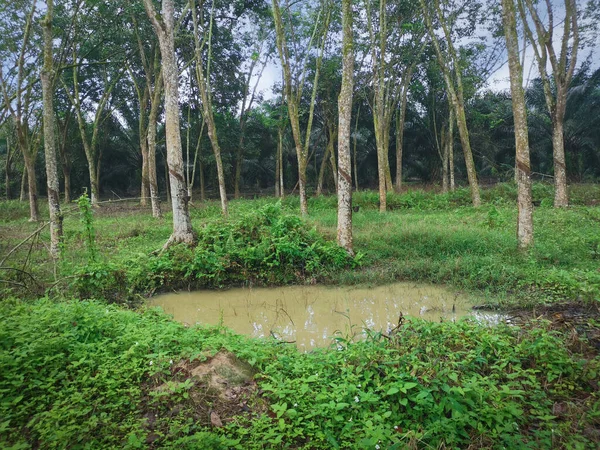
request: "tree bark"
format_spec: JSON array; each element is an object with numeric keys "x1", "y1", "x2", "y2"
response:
[
  {"x1": 337, "y1": 0, "x2": 354, "y2": 256},
  {"x1": 552, "y1": 106, "x2": 568, "y2": 207},
  {"x1": 4, "y1": 136, "x2": 11, "y2": 200},
  {"x1": 191, "y1": 0, "x2": 228, "y2": 217},
  {"x1": 20, "y1": 164, "x2": 26, "y2": 202},
  {"x1": 394, "y1": 110, "x2": 404, "y2": 192},
  {"x1": 147, "y1": 71, "x2": 163, "y2": 218},
  {"x1": 144, "y1": 0, "x2": 195, "y2": 245},
  {"x1": 23, "y1": 148, "x2": 40, "y2": 221},
  {"x1": 449, "y1": 109, "x2": 455, "y2": 191},
  {"x1": 518, "y1": 0, "x2": 578, "y2": 207},
  {"x1": 502, "y1": 0, "x2": 533, "y2": 248},
  {"x1": 316, "y1": 139, "x2": 331, "y2": 196},
  {"x1": 420, "y1": 0, "x2": 481, "y2": 206},
  {"x1": 41, "y1": 0, "x2": 63, "y2": 259},
  {"x1": 278, "y1": 126, "x2": 284, "y2": 198}
]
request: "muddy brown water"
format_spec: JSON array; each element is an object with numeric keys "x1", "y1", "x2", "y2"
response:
[{"x1": 149, "y1": 283, "x2": 502, "y2": 350}]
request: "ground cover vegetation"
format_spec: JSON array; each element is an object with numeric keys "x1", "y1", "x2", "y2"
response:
[
  {"x1": 2, "y1": 184, "x2": 600, "y2": 447},
  {"x1": 2, "y1": 0, "x2": 600, "y2": 447}
]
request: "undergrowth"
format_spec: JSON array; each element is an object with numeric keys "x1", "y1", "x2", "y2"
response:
[
  {"x1": 71, "y1": 203, "x2": 355, "y2": 303},
  {"x1": 1, "y1": 299, "x2": 598, "y2": 449}
]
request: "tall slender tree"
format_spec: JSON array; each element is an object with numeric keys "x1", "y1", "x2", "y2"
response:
[
  {"x1": 337, "y1": 0, "x2": 354, "y2": 255},
  {"x1": 420, "y1": 0, "x2": 481, "y2": 207},
  {"x1": 517, "y1": 0, "x2": 579, "y2": 207},
  {"x1": 271, "y1": 0, "x2": 331, "y2": 215},
  {"x1": 0, "y1": 1, "x2": 41, "y2": 221},
  {"x1": 143, "y1": 0, "x2": 195, "y2": 245},
  {"x1": 190, "y1": 0, "x2": 228, "y2": 217},
  {"x1": 502, "y1": 0, "x2": 533, "y2": 248},
  {"x1": 41, "y1": 0, "x2": 63, "y2": 259}
]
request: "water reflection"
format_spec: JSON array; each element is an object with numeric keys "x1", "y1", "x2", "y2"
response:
[{"x1": 149, "y1": 283, "x2": 502, "y2": 350}]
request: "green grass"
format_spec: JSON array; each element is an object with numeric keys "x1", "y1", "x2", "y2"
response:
[
  {"x1": 1, "y1": 298, "x2": 598, "y2": 449},
  {"x1": 1, "y1": 183, "x2": 599, "y2": 307}
]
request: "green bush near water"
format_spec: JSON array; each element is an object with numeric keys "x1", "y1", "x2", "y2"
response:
[
  {"x1": 71, "y1": 203, "x2": 355, "y2": 303},
  {"x1": 1, "y1": 299, "x2": 598, "y2": 449}
]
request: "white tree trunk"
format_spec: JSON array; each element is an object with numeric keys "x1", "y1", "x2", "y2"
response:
[
  {"x1": 144, "y1": 0, "x2": 194, "y2": 245},
  {"x1": 41, "y1": 0, "x2": 63, "y2": 258},
  {"x1": 337, "y1": 0, "x2": 354, "y2": 255},
  {"x1": 503, "y1": 0, "x2": 533, "y2": 248}
]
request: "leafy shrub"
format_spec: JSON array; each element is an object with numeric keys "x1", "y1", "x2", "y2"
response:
[
  {"x1": 2, "y1": 299, "x2": 598, "y2": 449},
  {"x1": 71, "y1": 203, "x2": 355, "y2": 302}
]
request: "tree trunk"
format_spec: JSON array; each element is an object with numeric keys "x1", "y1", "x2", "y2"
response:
[
  {"x1": 337, "y1": 0, "x2": 354, "y2": 255},
  {"x1": 384, "y1": 140, "x2": 393, "y2": 192},
  {"x1": 41, "y1": 0, "x2": 63, "y2": 258},
  {"x1": 144, "y1": 0, "x2": 195, "y2": 245},
  {"x1": 140, "y1": 140, "x2": 149, "y2": 206},
  {"x1": 329, "y1": 137, "x2": 338, "y2": 193},
  {"x1": 518, "y1": 0, "x2": 578, "y2": 208},
  {"x1": 279, "y1": 127, "x2": 284, "y2": 198},
  {"x1": 503, "y1": 0, "x2": 533, "y2": 248},
  {"x1": 316, "y1": 140, "x2": 331, "y2": 196},
  {"x1": 63, "y1": 167, "x2": 71, "y2": 203},
  {"x1": 23, "y1": 150, "x2": 40, "y2": 221},
  {"x1": 441, "y1": 124, "x2": 449, "y2": 193},
  {"x1": 421, "y1": 0, "x2": 480, "y2": 206},
  {"x1": 275, "y1": 142, "x2": 280, "y2": 197},
  {"x1": 552, "y1": 114, "x2": 568, "y2": 207},
  {"x1": 449, "y1": 109, "x2": 455, "y2": 191},
  {"x1": 191, "y1": 0, "x2": 228, "y2": 217},
  {"x1": 353, "y1": 108, "x2": 360, "y2": 191},
  {"x1": 451, "y1": 99, "x2": 480, "y2": 206},
  {"x1": 199, "y1": 159, "x2": 205, "y2": 201},
  {"x1": 86, "y1": 157, "x2": 100, "y2": 205},
  {"x1": 20, "y1": 164, "x2": 26, "y2": 202},
  {"x1": 4, "y1": 137, "x2": 11, "y2": 200},
  {"x1": 395, "y1": 111, "x2": 404, "y2": 192},
  {"x1": 204, "y1": 113, "x2": 229, "y2": 215},
  {"x1": 147, "y1": 73, "x2": 163, "y2": 218}
]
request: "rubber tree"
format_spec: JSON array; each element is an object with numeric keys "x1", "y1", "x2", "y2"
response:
[
  {"x1": 363, "y1": 0, "x2": 425, "y2": 210},
  {"x1": 337, "y1": 0, "x2": 354, "y2": 255},
  {"x1": 190, "y1": 0, "x2": 228, "y2": 217},
  {"x1": 502, "y1": 0, "x2": 533, "y2": 248},
  {"x1": 41, "y1": 0, "x2": 63, "y2": 259},
  {"x1": 234, "y1": 13, "x2": 273, "y2": 199},
  {"x1": 0, "y1": 1, "x2": 41, "y2": 221},
  {"x1": 420, "y1": 0, "x2": 481, "y2": 207},
  {"x1": 126, "y1": 14, "x2": 162, "y2": 218},
  {"x1": 517, "y1": 0, "x2": 579, "y2": 207},
  {"x1": 271, "y1": 0, "x2": 331, "y2": 216},
  {"x1": 143, "y1": 0, "x2": 195, "y2": 245},
  {"x1": 60, "y1": 1, "x2": 124, "y2": 206}
]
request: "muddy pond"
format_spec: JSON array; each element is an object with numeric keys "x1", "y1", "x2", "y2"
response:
[{"x1": 149, "y1": 282, "x2": 501, "y2": 350}]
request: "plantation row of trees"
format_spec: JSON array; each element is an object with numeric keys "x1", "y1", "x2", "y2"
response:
[{"x1": 0, "y1": 0, "x2": 599, "y2": 252}]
